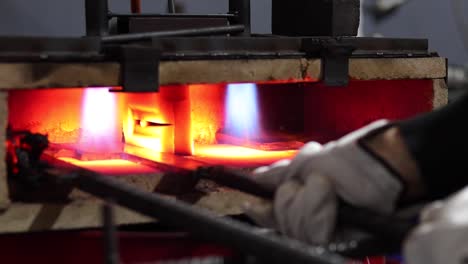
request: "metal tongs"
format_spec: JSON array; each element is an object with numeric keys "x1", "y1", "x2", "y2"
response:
[{"x1": 188, "y1": 166, "x2": 416, "y2": 255}]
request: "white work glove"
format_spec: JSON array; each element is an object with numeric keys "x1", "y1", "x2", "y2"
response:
[
  {"x1": 404, "y1": 187, "x2": 468, "y2": 264},
  {"x1": 244, "y1": 120, "x2": 403, "y2": 244}
]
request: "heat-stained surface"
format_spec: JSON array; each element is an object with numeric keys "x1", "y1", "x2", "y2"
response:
[
  {"x1": 9, "y1": 88, "x2": 85, "y2": 143},
  {"x1": 58, "y1": 157, "x2": 160, "y2": 175},
  {"x1": 302, "y1": 79, "x2": 435, "y2": 142},
  {"x1": 189, "y1": 84, "x2": 226, "y2": 145},
  {"x1": 193, "y1": 144, "x2": 297, "y2": 167}
]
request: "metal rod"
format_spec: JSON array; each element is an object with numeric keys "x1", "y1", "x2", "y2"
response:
[
  {"x1": 85, "y1": 0, "x2": 109, "y2": 36},
  {"x1": 101, "y1": 25, "x2": 245, "y2": 43},
  {"x1": 102, "y1": 201, "x2": 120, "y2": 264},
  {"x1": 108, "y1": 13, "x2": 235, "y2": 18},
  {"x1": 131, "y1": 0, "x2": 141, "y2": 13},
  {"x1": 69, "y1": 169, "x2": 345, "y2": 264},
  {"x1": 167, "y1": 0, "x2": 176, "y2": 13}
]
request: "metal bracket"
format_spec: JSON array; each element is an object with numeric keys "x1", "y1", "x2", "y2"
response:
[
  {"x1": 119, "y1": 46, "x2": 160, "y2": 92},
  {"x1": 322, "y1": 40, "x2": 356, "y2": 87},
  {"x1": 302, "y1": 38, "x2": 355, "y2": 87}
]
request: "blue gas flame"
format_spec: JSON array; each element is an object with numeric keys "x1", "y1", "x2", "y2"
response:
[
  {"x1": 81, "y1": 88, "x2": 118, "y2": 148},
  {"x1": 225, "y1": 83, "x2": 260, "y2": 139}
]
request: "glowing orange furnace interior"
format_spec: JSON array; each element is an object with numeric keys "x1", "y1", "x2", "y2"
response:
[
  {"x1": 7, "y1": 79, "x2": 434, "y2": 172},
  {"x1": 8, "y1": 83, "x2": 302, "y2": 171}
]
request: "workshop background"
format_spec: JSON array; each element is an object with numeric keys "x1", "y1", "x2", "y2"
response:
[
  {"x1": 0, "y1": 1, "x2": 451, "y2": 263},
  {"x1": 0, "y1": 0, "x2": 467, "y2": 98}
]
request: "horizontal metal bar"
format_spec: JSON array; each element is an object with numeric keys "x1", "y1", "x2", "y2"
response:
[
  {"x1": 0, "y1": 36, "x2": 427, "y2": 54},
  {"x1": 77, "y1": 174, "x2": 344, "y2": 263},
  {"x1": 0, "y1": 36, "x2": 430, "y2": 62},
  {"x1": 109, "y1": 13, "x2": 236, "y2": 18},
  {"x1": 148, "y1": 36, "x2": 430, "y2": 61},
  {"x1": 102, "y1": 25, "x2": 245, "y2": 43},
  {"x1": 341, "y1": 37, "x2": 428, "y2": 51}
]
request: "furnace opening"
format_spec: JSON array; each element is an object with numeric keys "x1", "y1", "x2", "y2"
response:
[
  {"x1": 7, "y1": 83, "x2": 305, "y2": 171},
  {"x1": 7, "y1": 79, "x2": 434, "y2": 173}
]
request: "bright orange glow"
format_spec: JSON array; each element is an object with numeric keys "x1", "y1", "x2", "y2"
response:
[
  {"x1": 165, "y1": 85, "x2": 193, "y2": 155},
  {"x1": 58, "y1": 157, "x2": 159, "y2": 175},
  {"x1": 189, "y1": 84, "x2": 225, "y2": 145},
  {"x1": 194, "y1": 144, "x2": 297, "y2": 165},
  {"x1": 8, "y1": 80, "x2": 435, "y2": 170},
  {"x1": 124, "y1": 144, "x2": 200, "y2": 170},
  {"x1": 123, "y1": 107, "x2": 169, "y2": 153},
  {"x1": 121, "y1": 86, "x2": 193, "y2": 155},
  {"x1": 139, "y1": 120, "x2": 149, "y2": 128},
  {"x1": 8, "y1": 88, "x2": 85, "y2": 143},
  {"x1": 8, "y1": 88, "x2": 122, "y2": 149}
]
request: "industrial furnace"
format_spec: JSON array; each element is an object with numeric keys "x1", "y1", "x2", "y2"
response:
[{"x1": 0, "y1": 0, "x2": 448, "y2": 263}]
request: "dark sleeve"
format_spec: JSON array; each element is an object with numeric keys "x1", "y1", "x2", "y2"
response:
[{"x1": 399, "y1": 92, "x2": 468, "y2": 200}]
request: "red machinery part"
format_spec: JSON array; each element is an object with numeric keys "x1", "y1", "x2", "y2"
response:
[
  {"x1": 0, "y1": 231, "x2": 234, "y2": 264},
  {"x1": 0, "y1": 230, "x2": 403, "y2": 264}
]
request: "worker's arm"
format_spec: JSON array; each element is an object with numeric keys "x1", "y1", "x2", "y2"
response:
[
  {"x1": 380, "y1": 93, "x2": 468, "y2": 264},
  {"x1": 245, "y1": 120, "x2": 405, "y2": 244},
  {"x1": 362, "y1": 126, "x2": 424, "y2": 203},
  {"x1": 399, "y1": 93, "x2": 468, "y2": 200},
  {"x1": 404, "y1": 186, "x2": 468, "y2": 264},
  {"x1": 367, "y1": 94, "x2": 468, "y2": 263},
  {"x1": 246, "y1": 92, "x2": 468, "y2": 244}
]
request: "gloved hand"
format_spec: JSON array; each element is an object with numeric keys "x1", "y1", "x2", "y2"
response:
[
  {"x1": 404, "y1": 187, "x2": 468, "y2": 264},
  {"x1": 244, "y1": 120, "x2": 404, "y2": 244}
]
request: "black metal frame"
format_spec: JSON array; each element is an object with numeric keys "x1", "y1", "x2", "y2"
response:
[
  {"x1": 0, "y1": 0, "x2": 434, "y2": 91},
  {"x1": 0, "y1": 36, "x2": 430, "y2": 62},
  {"x1": 0, "y1": 35, "x2": 432, "y2": 91},
  {"x1": 102, "y1": 25, "x2": 246, "y2": 43},
  {"x1": 109, "y1": 13, "x2": 237, "y2": 19},
  {"x1": 87, "y1": 0, "x2": 251, "y2": 37}
]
